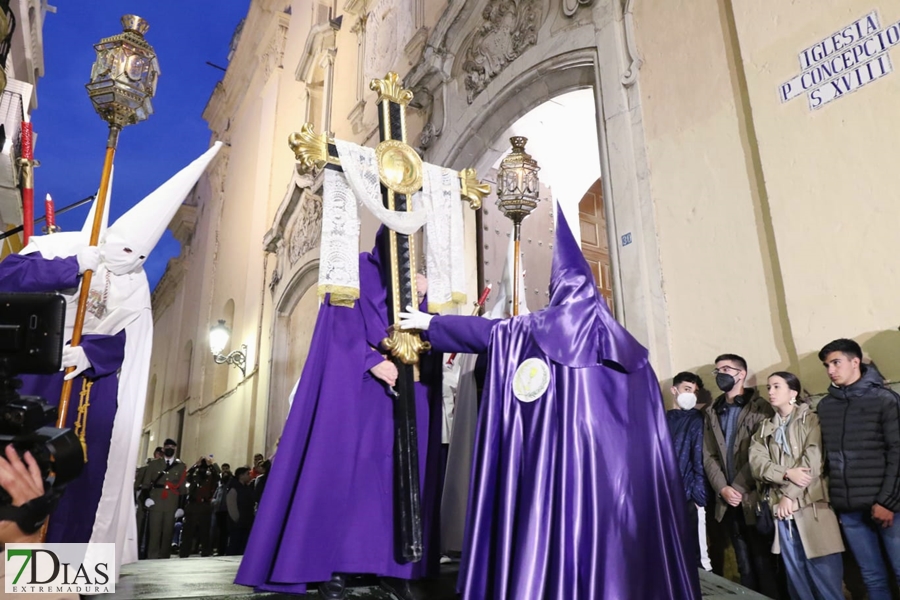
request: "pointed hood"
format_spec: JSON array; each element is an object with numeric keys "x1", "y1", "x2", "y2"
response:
[
  {"x1": 487, "y1": 230, "x2": 530, "y2": 319},
  {"x1": 103, "y1": 142, "x2": 223, "y2": 272},
  {"x1": 529, "y1": 204, "x2": 647, "y2": 371}
]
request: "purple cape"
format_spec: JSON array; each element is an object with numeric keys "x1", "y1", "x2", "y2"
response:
[
  {"x1": 428, "y1": 210, "x2": 701, "y2": 599},
  {"x1": 235, "y1": 232, "x2": 442, "y2": 594},
  {"x1": 0, "y1": 253, "x2": 124, "y2": 544}
]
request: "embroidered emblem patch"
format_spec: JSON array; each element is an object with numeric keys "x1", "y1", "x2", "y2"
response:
[{"x1": 513, "y1": 358, "x2": 551, "y2": 403}]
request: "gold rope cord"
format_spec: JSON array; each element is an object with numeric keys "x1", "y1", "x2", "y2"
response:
[{"x1": 74, "y1": 379, "x2": 92, "y2": 462}]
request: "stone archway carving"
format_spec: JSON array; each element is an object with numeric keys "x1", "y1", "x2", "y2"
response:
[{"x1": 405, "y1": 0, "x2": 673, "y2": 372}]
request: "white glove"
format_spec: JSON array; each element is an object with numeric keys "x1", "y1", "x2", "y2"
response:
[
  {"x1": 144, "y1": 498, "x2": 155, "y2": 508},
  {"x1": 398, "y1": 305, "x2": 433, "y2": 331},
  {"x1": 174, "y1": 508, "x2": 184, "y2": 519},
  {"x1": 76, "y1": 246, "x2": 101, "y2": 274},
  {"x1": 62, "y1": 344, "x2": 91, "y2": 380}
]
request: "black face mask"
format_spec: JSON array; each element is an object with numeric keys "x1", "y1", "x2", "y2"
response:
[
  {"x1": 164, "y1": 448, "x2": 175, "y2": 458},
  {"x1": 715, "y1": 373, "x2": 736, "y2": 393}
]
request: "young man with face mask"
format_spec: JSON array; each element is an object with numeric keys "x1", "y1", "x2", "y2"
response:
[
  {"x1": 702, "y1": 353, "x2": 778, "y2": 597},
  {"x1": 666, "y1": 372, "x2": 709, "y2": 570}
]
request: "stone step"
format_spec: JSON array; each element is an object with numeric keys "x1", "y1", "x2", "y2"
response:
[{"x1": 109, "y1": 555, "x2": 769, "y2": 599}]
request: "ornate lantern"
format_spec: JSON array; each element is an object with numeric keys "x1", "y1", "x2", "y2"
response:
[
  {"x1": 85, "y1": 15, "x2": 160, "y2": 129},
  {"x1": 495, "y1": 136, "x2": 541, "y2": 316},
  {"x1": 496, "y1": 136, "x2": 541, "y2": 225}
]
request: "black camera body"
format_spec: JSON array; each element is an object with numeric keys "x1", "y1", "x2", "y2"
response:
[{"x1": 0, "y1": 293, "x2": 84, "y2": 511}]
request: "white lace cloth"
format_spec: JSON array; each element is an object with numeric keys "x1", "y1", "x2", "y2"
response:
[
  {"x1": 319, "y1": 140, "x2": 467, "y2": 310},
  {"x1": 416, "y1": 162, "x2": 466, "y2": 311}
]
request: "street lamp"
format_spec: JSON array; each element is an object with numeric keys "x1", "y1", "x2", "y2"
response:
[
  {"x1": 209, "y1": 319, "x2": 247, "y2": 377},
  {"x1": 496, "y1": 136, "x2": 541, "y2": 316}
]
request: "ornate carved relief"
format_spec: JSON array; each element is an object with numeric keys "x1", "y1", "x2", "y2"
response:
[
  {"x1": 413, "y1": 86, "x2": 443, "y2": 154},
  {"x1": 621, "y1": 0, "x2": 643, "y2": 87},
  {"x1": 463, "y1": 0, "x2": 542, "y2": 104},
  {"x1": 262, "y1": 22, "x2": 289, "y2": 82},
  {"x1": 562, "y1": 0, "x2": 594, "y2": 17},
  {"x1": 365, "y1": 0, "x2": 415, "y2": 85},
  {"x1": 288, "y1": 193, "x2": 323, "y2": 266}
]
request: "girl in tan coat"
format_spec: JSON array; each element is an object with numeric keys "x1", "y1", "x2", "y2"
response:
[{"x1": 750, "y1": 372, "x2": 845, "y2": 600}]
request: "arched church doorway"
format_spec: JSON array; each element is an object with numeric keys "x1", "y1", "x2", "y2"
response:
[
  {"x1": 266, "y1": 261, "x2": 319, "y2": 454},
  {"x1": 579, "y1": 177, "x2": 614, "y2": 312},
  {"x1": 473, "y1": 88, "x2": 613, "y2": 312}
]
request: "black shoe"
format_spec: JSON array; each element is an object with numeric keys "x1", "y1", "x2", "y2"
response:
[
  {"x1": 379, "y1": 577, "x2": 421, "y2": 600},
  {"x1": 318, "y1": 573, "x2": 347, "y2": 600}
]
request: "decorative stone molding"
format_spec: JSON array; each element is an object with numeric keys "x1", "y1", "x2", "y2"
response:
[
  {"x1": 404, "y1": 26, "x2": 430, "y2": 66},
  {"x1": 562, "y1": 0, "x2": 594, "y2": 17},
  {"x1": 343, "y1": 0, "x2": 368, "y2": 16},
  {"x1": 288, "y1": 193, "x2": 323, "y2": 266},
  {"x1": 170, "y1": 204, "x2": 198, "y2": 246},
  {"x1": 621, "y1": 0, "x2": 643, "y2": 87},
  {"x1": 261, "y1": 20, "x2": 289, "y2": 82},
  {"x1": 463, "y1": 0, "x2": 542, "y2": 104},
  {"x1": 348, "y1": 99, "x2": 367, "y2": 134},
  {"x1": 208, "y1": 152, "x2": 230, "y2": 199},
  {"x1": 264, "y1": 169, "x2": 324, "y2": 254},
  {"x1": 269, "y1": 266, "x2": 282, "y2": 292},
  {"x1": 151, "y1": 256, "x2": 186, "y2": 317},
  {"x1": 412, "y1": 85, "x2": 443, "y2": 154}
]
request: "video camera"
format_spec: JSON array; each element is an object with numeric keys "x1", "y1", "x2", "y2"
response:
[{"x1": 0, "y1": 293, "x2": 84, "y2": 529}]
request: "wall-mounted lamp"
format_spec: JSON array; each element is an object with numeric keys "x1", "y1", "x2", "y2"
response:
[{"x1": 209, "y1": 319, "x2": 247, "y2": 377}]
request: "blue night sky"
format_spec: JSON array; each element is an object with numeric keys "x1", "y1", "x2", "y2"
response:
[{"x1": 33, "y1": 1, "x2": 250, "y2": 288}]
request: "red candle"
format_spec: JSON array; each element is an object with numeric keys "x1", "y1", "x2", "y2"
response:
[
  {"x1": 447, "y1": 284, "x2": 493, "y2": 365},
  {"x1": 21, "y1": 119, "x2": 34, "y2": 242},
  {"x1": 45, "y1": 193, "x2": 56, "y2": 229}
]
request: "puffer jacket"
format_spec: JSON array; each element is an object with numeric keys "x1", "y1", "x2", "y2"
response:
[
  {"x1": 817, "y1": 366, "x2": 900, "y2": 512},
  {"x1": 666, "y1": 408, "x2": 708, "y2": 506},
  {"x1": 749, "y1": 403, "x2": 844, "y2": 558}
]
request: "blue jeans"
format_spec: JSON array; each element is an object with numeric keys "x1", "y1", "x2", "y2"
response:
[
  {"x1": 839, "y1": 510, "x2": 900, "y2": 600},
  {"x1": 778, "y1": 519, "x2": 843, "y2": 600}
]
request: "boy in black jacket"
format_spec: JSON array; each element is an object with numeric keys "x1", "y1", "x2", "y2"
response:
[{"x1": 818, "y1": 338, "x2": 900, "y2": 600}]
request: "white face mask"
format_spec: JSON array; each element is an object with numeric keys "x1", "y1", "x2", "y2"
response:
[{"x1": 676, "y1": 392, "x2": 697, "y2": 410}]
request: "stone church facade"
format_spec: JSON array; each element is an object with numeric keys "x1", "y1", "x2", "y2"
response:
[{"x1": 144, "y1": 0, "x2": 900, "y2": 464}]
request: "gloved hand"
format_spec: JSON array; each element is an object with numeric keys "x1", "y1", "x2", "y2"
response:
[
  {"x1": 62, "y1": 345, "x2": 91, "y2": 381},
  {"x1": 144, "y1": 498, "x2": 155, "y2": 508},
  {"x1": 76, "y1": 246, "x2": 101, "y2": 275},
  {"x1": 398, "y1": 305, "x2": 433, "y2": 331},
  {"x1": 174, "y1": 508, "x2": 184, "y2": 519}
]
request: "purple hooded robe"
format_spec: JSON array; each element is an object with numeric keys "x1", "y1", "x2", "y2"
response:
[
  {"x1": 235, "y1": 231, "x2": 442, "y2": 594},
  {"x1": 427, "y1": 209, "x2": 701, "y2": 599},
  {"x1": 0, "y1": 253, "x2": 124, "y2": 544}
]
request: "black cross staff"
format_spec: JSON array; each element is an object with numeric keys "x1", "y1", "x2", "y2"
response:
[{"x1": 289, "y1": 72, "x2": 487, "y2": 563}]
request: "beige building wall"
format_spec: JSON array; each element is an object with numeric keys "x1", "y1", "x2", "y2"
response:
[
  {"x1": 144, "y1": 0, "x2": 900, "y2": 465},
  {"x1": 636, "y1": 0, "x2": 900, "y2": 390}
]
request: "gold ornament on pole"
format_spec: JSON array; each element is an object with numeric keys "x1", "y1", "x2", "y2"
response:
[
  {"x1": 496, "y1": 136, "x2": 541, "y2": 316},
  {"x1": 57, "y1": 14, "x2": 159, "y2": 446}
]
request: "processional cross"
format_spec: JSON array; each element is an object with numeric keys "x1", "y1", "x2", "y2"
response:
[{"x1": 289, "y1": 72, "x2": 489, "y2": 563}]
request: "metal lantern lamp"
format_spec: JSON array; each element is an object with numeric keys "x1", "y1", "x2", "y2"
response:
[
  {"x1": 58, "y1": 14, "x2": 160, "y2": 425},
  {"x1": 496, "y1": 136, "x2": 541, "y2": 316},
  {"x1": 210, "y1": 319, "x2": 247, "y2": 377}
]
